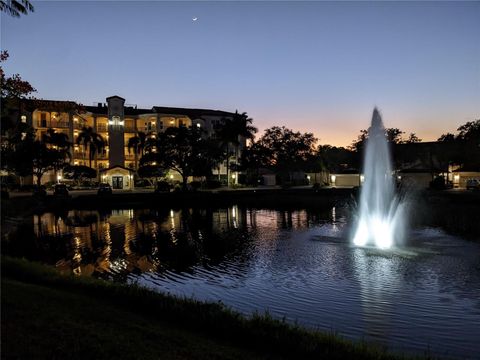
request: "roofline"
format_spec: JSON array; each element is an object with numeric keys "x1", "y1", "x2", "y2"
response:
[
  {"x1": 106, "y1": 95, "x2": 126, "y2": 101},
  {"x1": 99, "y1": 165, "x2": 135, "y2": 173}
]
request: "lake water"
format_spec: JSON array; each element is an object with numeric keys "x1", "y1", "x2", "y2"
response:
[{"x1": 20, "y1": 206, "x2": 480, "y2": 358}]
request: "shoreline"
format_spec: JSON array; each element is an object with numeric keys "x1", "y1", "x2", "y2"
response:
[
  {"x1": 2, "y1": 187, "x2": 479, "y2": 239},
  {"x1": 2, "y1": 256, "x2": 413, "y2": 360}
]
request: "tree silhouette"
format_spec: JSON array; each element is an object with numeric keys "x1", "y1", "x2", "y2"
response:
[
  {"x1": 0, "y1": 0, "x2": 34, "y2": 18},
  {"x1": 215, "y1": 111, "x2": 257, "y2": 185},
  {"x1": 141, "y1": 127, "x2": 214, "y2": 190},
  {"x1": 255, "y1": 126, "x2": 317, "y2": 184},
  {"x1": 42, "y1": 128, "x2": 72, "y2": 178},
  {"x1": 127, "y1": 131, "x2": 147, "y2": 170},
  {"x1": 75, "y1": 126, "x2": 105, "y2": 169}
]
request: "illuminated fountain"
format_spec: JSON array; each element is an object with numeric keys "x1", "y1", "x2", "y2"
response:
[{"x1": 353, "y1": 108, "x2": 406, "y2": 249}]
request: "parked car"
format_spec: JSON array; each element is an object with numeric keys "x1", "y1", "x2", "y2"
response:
[
  {"x1": 53, "y1": 183, "x2": 69, "y2": 197},
  {"x1": 97, "y1": 183, "x2": 112, "y2": 195},
  {"x1": 466, "y1": 179, "x2": 480, "y2": 190}
]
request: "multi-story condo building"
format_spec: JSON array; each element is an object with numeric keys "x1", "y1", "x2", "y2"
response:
[{"x1": 15, "y1": 95, "x2": 241, "y2": 189}]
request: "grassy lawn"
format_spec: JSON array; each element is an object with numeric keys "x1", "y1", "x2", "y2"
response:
[
  {"x1": 1, "y1": 257, "x2": 412, "y2": 360},
  {"x1": 2, "y1": 279, "x2": 264, "y2": 360}
]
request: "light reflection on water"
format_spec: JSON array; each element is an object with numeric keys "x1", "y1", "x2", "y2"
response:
[{"x1": 23, "y1": 207, "x2": 480, "y2": 358}]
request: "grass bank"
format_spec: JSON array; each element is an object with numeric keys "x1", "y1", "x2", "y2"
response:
[{"x1": 2, "y1": 257, "x2": 416, "y2": 360}]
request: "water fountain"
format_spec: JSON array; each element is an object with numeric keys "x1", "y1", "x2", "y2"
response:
[{"x1": 353, "y1": 108, "x2": 406, "y2": 249}]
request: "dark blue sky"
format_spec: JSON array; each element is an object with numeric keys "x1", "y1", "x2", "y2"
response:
[{"x1": 2, "y1": 1, "x2": 479, "y2": 146}]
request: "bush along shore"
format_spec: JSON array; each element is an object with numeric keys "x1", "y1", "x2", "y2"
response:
[{"x1": 1, "y1": 256, "x2": 425, "y2": 360}]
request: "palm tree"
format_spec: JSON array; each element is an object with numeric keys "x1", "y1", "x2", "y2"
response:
[
  {"x1": 76, "y1": 126, "x2": 105, "y2": 169},
  {"x1": 216, "y1": 111, "x2": 257, "y2": 185},
  {"x1": 127, "y1": 131, "x2": 147, "y2": 170},
  {"x1": 42, "y1": 128, "x2": 72, "y2": 179},
  {"x1": 0, "y1": 0, "x2": 34, "y2": 17}
]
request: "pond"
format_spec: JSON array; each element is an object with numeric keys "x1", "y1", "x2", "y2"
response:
[{"x1": 13, "y1": 205, "x2": 480, "y2": 358}]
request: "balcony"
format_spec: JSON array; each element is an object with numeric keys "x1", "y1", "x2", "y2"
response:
[
  {"x1": 96, "y1": 153, "x2": 109, "y2": 160},
  {"x1": 37, "y1": 120, "x2": 69, "y2": 129},
  {"x1": 124, "y1": 154, "x2": 136, "y2": 160},
  {"x1": 97, "y1": 124, "x2": 108, "y2": 132}
]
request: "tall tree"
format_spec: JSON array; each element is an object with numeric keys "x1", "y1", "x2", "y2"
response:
[
  {"x1": 404, "y1": 133, "x2": 422, "y2": 143},
  {"x1": 0, "y1": 121, "x2": 35, "y2": 184},
  {"x1": 32, "y1": 140, "x2": 59, "y2": 186},
  {"x1": 141, "y1": 127, "x2": 214, "y2": 190},
  {"x1": 0, "y1": 51, "x2": 36, "y2": 99},
  {"x1": 127, "y1": 131, "x2": 147, "y2": 170},
  {"x1": 216, "y1": 111, "x2": 257, "y2": 185},
  {"x1": 1, "y1": 50, "x2": 36, "y2": 134},
  {"x1": 317, "y1": 145, "x2": 354, "y2": 173},
  {"x1": 42, "y1": 128, "x2": 72, "y2": 177},
  {"x1": 75, "y1": 126, "x2": 105, "y2": 168},
  {"x1": 256, "y1": 126, "x2": 317, "y2": 184},
  {"x1": 0, "y1": 0, "x2": 34, "y2": 17},
  {"x1": 239, "y1": 141, "x2": 270, "y2": 185}
]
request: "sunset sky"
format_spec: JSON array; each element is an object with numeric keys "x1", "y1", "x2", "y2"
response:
[{"x1": 2, "y1": 1, "x2": 479, "y2": 146}]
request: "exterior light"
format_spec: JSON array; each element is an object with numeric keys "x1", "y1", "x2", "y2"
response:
[
  {"x1": 232, "y1": 174, "x2": 236, "y2": 179},
  {"x1": 73, "y1": 117, "x2": 78, "y2": 122},
  {"x1": 360, "y1": 175, "x2": 365, "y2": 183},
  {"x1": 454, "y1": 174, "x2": 460, "y2": 182},
  {"x1": 57, "y1": 174, "x2": 62, "y2": 182},
  {"x1": 397, "y1": 175, "x2": 402, "y2": 181},
  {"x1": 307, "y1": 175, "x2": 311, "y2": 181},
  {"x1": 330, "y1": 175, "x2": 336, "y2": 184},
  {"x1": 196, "y1": 123, "x2": 201, "y2": 128},
  {"x1": 151, "y1": 122, "x2": 156, "y2": 125},
  {"x1": 21, "y1": 115, "x2": 27, "y2": 123},
  {"x1": 170, "y1": 120, "x2": 174, "y2": 124},
  {"x1": 74, "y1": 161, "x2": 79, "y2": 165},
  {"x1": 169, "y1": 174, "x2": 174, "y2": 179},
  {"x1": 152, "y1": 162, "x2": 157, "y2": 166}
]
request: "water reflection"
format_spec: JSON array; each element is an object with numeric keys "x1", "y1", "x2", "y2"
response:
[
  {"x1": 30, "y1": 207, "x2": 333, "y2": 278},
  {"x1": 14, "y1": 206, "x2": 480, "y2": 357},
  {"x1": 353, "y1": 249, "x2": 399, "y2": 344}
]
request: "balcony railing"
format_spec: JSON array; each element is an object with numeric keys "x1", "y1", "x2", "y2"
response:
[
  {"x1": 124, "y1": 154, "x2": 136, "y2": 160},
  {"x1": 37, "y1": 120, "x2": 69, "y2": 128},
  {"x1": 97, "y1": 124, "x2": 108, "y2": 132}
]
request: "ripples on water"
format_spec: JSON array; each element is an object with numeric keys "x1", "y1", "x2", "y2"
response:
[{"x1": 18, "y1": 206, "x2": 480, "y2": 358}]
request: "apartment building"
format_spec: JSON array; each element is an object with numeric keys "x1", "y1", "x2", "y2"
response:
[{"x1": 19, "y1": 95, "x2": 239, "y2": 189}]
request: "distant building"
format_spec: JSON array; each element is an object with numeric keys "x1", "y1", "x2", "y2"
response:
[{"x1": 11, "y1": 95, "x2": 242, "y2": 189}]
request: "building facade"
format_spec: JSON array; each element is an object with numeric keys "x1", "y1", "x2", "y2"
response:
[{"x1": 17, "y1": 95, "x2": 241, "y2": 188}]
